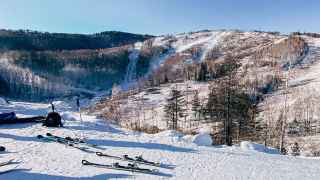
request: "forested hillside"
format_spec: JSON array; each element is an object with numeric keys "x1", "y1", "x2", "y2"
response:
[
  {"x1": 0, "y1": 29, "x2": 153, "y2": 50},
  {"x1": 0, "y1": 30, "x2": 153, "y2": 100}
]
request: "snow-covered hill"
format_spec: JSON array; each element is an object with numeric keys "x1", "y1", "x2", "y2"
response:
[
  {"x1": 93, "y1": 30, "x2": 307, "y2": 129},
  {"x1": 88, "y1": 30, "x2": 320, "y2": 157},
  {"x1": 1, "y1": 101, "x2": 320, "y2": 180},
  {"x1": 1, "y1": 30, "x2": 320, "y2": 179}
]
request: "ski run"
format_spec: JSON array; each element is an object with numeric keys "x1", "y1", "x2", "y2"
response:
[{"x1": 0, "y1": 100, "x2": 320, "y2": 180}]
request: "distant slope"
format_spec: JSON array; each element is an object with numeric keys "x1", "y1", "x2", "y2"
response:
[
  {"x1": 0, "y1": 29, "x2": 153, "y2": 51},
  {"x1": 0, "y1": 46, "x2": 132, "y2": 100},
  {"x1": 0, "y1": 29, "x2": 154, "y2": 101}
]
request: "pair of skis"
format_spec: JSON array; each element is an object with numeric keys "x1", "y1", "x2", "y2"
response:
[
  {"x1": 37, "y1": 134, "x2": 93, "y2": 153},
  {"x1": 38, "y1": 133, "x2": 170, "y2": 175},
  {"x1": 95, "y1": 152, "x2": 162, "y2": 167},
  {"x1": 38, "y1": 133, "x2": 106, "y2": 153},
  {"x1": 82, "y1": 160, "x2": 159, "y2": 174},
  {"x1": 45, "y1": 133, "x2": 104, "y2": 150},
  {"x1": 82, "y1": 152, "x2": 170, "y2": 175}
]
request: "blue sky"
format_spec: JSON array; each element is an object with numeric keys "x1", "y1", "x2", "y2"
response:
[{"x1": 0, "y1": 0, "x2": 319, "y2": 35}]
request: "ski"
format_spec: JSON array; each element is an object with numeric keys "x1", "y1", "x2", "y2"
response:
[
  {"x1": 82, "y1": 160, "x2": 159, "y2": 174},
  {"x1": 46, "y1": 133, "x2": 104, "y2": 150},
  {"x1": 96, "y1": 152, "x2": 162, "y2": 167},
  {"x1": 37, "y1": 135, "x2": 93, "y2": 153},
  {"x1": 0, "y1": 168, "x2": 24, "y2": 175},
  {"x1": 0, "y1": 159, "x2": 19, "y2": 167}
]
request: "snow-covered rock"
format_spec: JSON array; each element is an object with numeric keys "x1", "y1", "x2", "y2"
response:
[
  {"x1": 240, "y1": 141, "x2": 280, "y2": 154},
  {"x1": 192, "y1": 133, "x2": 213, "y2": 146}
]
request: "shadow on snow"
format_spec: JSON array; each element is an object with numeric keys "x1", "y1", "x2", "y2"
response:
[
  {"x1": 1, "y1": 170, "x2": 133, "y2": 180},
  {"x1": 89, "y1": 138, "x2": 196, "y2": 153},
  {"x1": 0, "y1": 132, "x2": 196, "y2": 153}
]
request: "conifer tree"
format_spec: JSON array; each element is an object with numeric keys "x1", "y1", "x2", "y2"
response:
[
  {"x1": 204, "y1": 53, "x2": 255, "y2": 146},
  {"x1": 164, "y1": 85, "x2": 185, "y2": 130},
  {"x1": 197, "y1": 62, "x2": 208, "y2": 81},
  {"x1": 191, "y1": 90, "x2": 201, "y2": 125}
]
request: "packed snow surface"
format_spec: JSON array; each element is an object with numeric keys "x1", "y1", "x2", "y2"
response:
[{"x1": 1, "y1": 101, "x2": 320, "y2": 180}]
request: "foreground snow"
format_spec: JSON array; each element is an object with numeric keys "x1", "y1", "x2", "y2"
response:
[{"x1": 1, "y1": 101, "x2": 320, "y2": 180}]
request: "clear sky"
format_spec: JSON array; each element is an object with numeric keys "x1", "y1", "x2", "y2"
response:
[{"x1": 0, "y1": 0, "x2": 319, "y2": 35}]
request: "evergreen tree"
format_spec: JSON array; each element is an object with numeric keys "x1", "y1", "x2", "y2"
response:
[
  {"x1": 191, "y1": 90, "x2": 201, "y2": 125},
  {"x1": 205, "y1": 84, "x2": 221, "y2": 122},
  {"x1": 204, "y1": 53, "x2": 255, "y2": 146},
  {"x1": 197, "y1": 62, "x2": 208, "y2": 81},
  {"x1": 164, "y1": 85, "x2": 185, "y2": 130}
]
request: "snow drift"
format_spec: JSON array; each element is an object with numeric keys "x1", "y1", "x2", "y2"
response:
[
  {"x1": 240, "y1": 141, "x2": 280, "y2": 155},
  {"x1": 192, "y1": 133, "x2": 213, "y2": 146}
]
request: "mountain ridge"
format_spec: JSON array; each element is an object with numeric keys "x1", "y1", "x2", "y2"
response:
[{"x1": 0, "y1": 29, "x2": 154, "y2": 51}]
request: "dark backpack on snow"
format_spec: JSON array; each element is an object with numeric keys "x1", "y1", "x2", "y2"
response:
[{"x1": 43, "y1": 112, "x2": 63, "y2": 127}]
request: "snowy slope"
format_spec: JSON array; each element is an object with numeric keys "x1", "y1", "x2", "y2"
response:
[
  {"x1": 260, "y1": 37, "x2": 320, "y2": 122},
  {"x1": 1, "y1": 101, "x2": 320, "y2": 180},
  {"x1": 255, "y1": 35, "x2": 320, "y2": 155}
]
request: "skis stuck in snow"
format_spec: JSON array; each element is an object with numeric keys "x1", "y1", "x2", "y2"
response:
[
  {"x1": 95, "y1": 152, "x2": 163, "y2": 168},
  {"x1": 82, "y1": 160, "x2": 159, "y2": 174}
]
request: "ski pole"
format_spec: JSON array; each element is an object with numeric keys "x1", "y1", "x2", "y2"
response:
[{"x1": 77, "y1": 96, "x2": 84, "y2": 140}]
